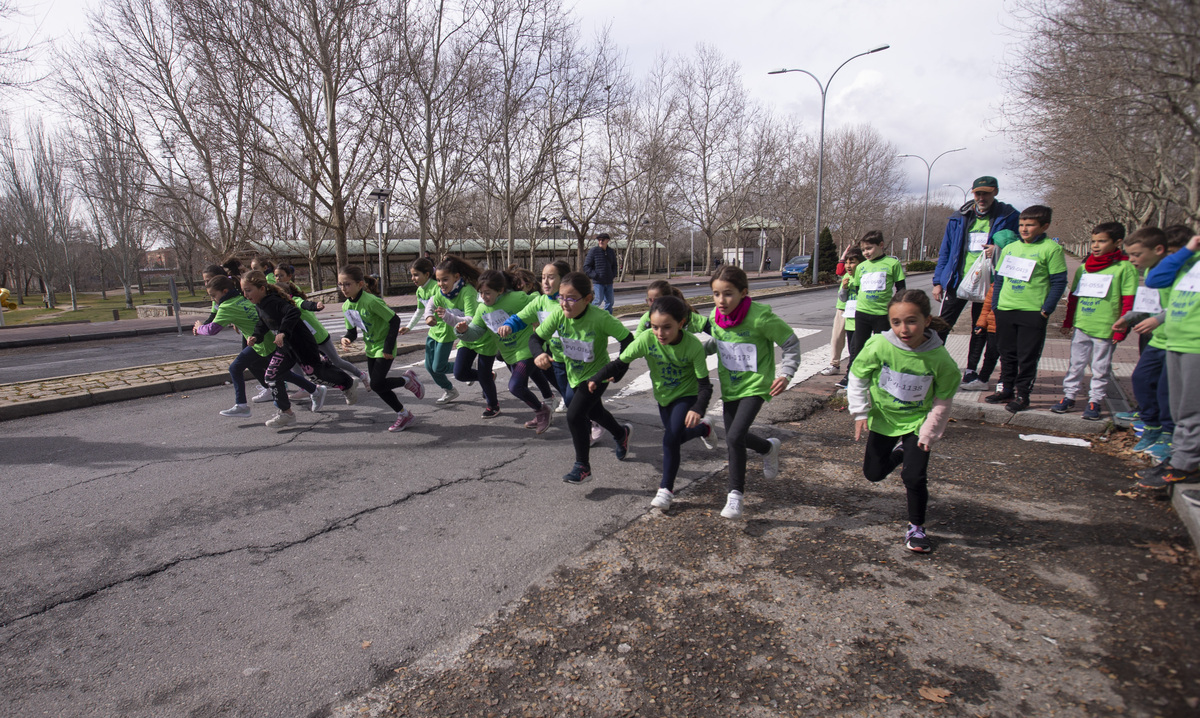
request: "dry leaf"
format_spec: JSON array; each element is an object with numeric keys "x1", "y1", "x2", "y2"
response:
[
  {"x1": 361, "y1": 640, "x2": 372, "y2": 649},
  {"x1": 919, "y1": 686, "x2": 952, "y2": 703},
  {"x1": 1154, "y1": 599, "x2": 1167, "y2": 608},
  {"x1": 1115, "y1": 490, "x2": 1137, "y2": 498}
]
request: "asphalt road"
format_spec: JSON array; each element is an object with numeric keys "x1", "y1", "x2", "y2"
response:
[{"x1": 0, "y1": 278, "x2": 932, "y2": 718}]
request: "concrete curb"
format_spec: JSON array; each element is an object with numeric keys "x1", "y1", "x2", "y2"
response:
[
  {"x1": 0, "y1": 344, "x2": 421, "y2": 422},
  {"x1": 1170, "y1": 487, "x2": 1200, "y2": 560},
  {"x1": 0, "y1": 325, "x2": 182, "y2": 349},
  {"x1": 948, "y1": 401, "x2": 1114, "y2": 435}
]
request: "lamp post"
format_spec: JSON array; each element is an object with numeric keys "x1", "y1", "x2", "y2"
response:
[
  {"x1": 943, "y1": 183, "x2": 968, "y2": 206},
  {"x1": 769, "y1": 44, "x2": 889, "y2": 283},
  {"x1": 368, "y1": 188, "x2": 391, "y2": 289},
  {"x1": 897, "y1": 148, "x2": 966, "y2": 260}
]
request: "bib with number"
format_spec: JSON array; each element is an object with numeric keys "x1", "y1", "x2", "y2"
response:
[
  {"x1": 560, "y1": 336, "x2": 594, "y2": 362},
  {"x1": 1178, "y1": 261, "x2": 1200, "y2": 293},
  {"x1": 968, "y1": 232, "x2": 988, "y2": 253},
  {"x1": 303, "y1": 319, "x2": 319, "y2": 336},
  {"x1": 345, "y1": 309, "x2": 367, "y2": 331},
  {"x1": 1075, "y1": 273, "x2": 1113, "y2": 299},
  {"x1": 717, "y1": 340, "x2": 758, "y2": 373},
  {"x1": 1133, "y1": 286, "x2": 1162, "y2": 314},
  {"x1": 998, "y1": 255, "x2": 1036, "y2": 282},
  {"x1": 483, "y1": 308, "x2": 510, "y2": 333},
  {"x1": 844, "y1": 300, "x2": 857, "y2": 319},
  {"x1": 860, "y1": 271, "x2": 887, "y2": 292},
  {"x1": 879, "y1": 364, "x2": 934, "y2": 404}
]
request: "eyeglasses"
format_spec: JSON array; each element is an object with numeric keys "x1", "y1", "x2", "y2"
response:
[{"x1": 559, "y1": 295, "x2": 584, "y2": 306}]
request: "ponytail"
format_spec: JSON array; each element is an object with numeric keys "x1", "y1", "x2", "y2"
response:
[
  {"x1": 478, "y1": 268, "x2": 517, "y2": 294},
  {"x1": 243, "y1": 270, "x2": 289, "y2": 300},
  {"x1": 339, "y1": 265, "x2": 380, "y2": 296},
  {"x1": 436, "y1": 255, "x2": 482, "y2": 284}
]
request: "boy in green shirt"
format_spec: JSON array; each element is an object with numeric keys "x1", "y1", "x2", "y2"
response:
[
  {"x1": 1051, "y1": 222, "x2": 1137, "y2": 421},
  {"x1": 986, "y1": 205, "x2": 1069, "y2": 413},
  {"x1": 838, "y1": 231, "x2": 906, "y2": 389}
]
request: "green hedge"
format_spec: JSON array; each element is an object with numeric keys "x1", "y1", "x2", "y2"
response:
[{"x1": 905, "y1": 260, "x2": 936, "y2": 272}]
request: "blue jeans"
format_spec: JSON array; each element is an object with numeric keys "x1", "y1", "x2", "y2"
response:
[
  {"x1": 592, "y1": 283, "x2": 615, "y2": 312},
  {"x1": 1132, "y1": 346, "x2": 1173, "y2": 432}
]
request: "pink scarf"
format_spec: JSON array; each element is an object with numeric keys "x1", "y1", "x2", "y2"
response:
[{"x1": 715, "y1": 296, "x2": 752, "y2": 329}]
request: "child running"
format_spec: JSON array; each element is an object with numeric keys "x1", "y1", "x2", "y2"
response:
[
  {"x1": 427, "y1": 255, "x2": 502, "y2": 417},
  {"x1": 531, "y1": 271, "x2": 635, "y2": 484},
  {"x1": 590, "y1": 295, "x2": 715, "y2": 509},
  {"x1": 709, "y1": 265, "x2": 800, "y2": 519},
  {"x1": 281, "y1": 284, "x2": 365, "y2": 387},
  {"x1": 242, "y1": 271, "x2": 357, "y2": 428},
  {"x1": 401, "y1": 258, "x2": 459, "y2": 405},
  {"x1": 497, "y1": 260, "x2": 575, "y2": 414},
  {"x1": 455, "y1": 269, "x2": 555, "y2": 432},
  {"x1": 338, "y1": 265, "x2": 424, "y2": 432},
  {"x1": 635, "y1": 280, "x2": 713, "y2": 336},
  {"x1": 848, "y1": 290, "x2": 960, "y2": 553}
]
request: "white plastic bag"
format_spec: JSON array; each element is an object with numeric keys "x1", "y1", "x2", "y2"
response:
[{"x1": 957, "y1": 251, "x2": 993, "y2": 303}]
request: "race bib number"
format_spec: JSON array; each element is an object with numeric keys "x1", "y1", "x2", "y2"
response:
[
  {"x1": 997, "y1": 255, "x2": 1036, "y2": 282},
  {"x1": 482, "y1": 308, "x2": 510, "y2": 333},
  {"x1": 968, "y1": 232, "x2": 988, "y2": 253},
  {"x1": 844, "y1": 300, "x2": 857, "y2": 319},
  {"x1": 1074, "y1": 273, "x2": 1113, "y2": 299},
  {"x1": 537, "y1": 310, "x2": 549, "y2": 324},
  {"x1": 345, "y1": 309, "x2": 367, "y2": 332},
  {"x1": 1177, "y1": 262, "x2": 1200, "y2": 293},
  {"x1": 303, "y1": 319, "x2": 319, "y2": 336},
  {"x1": 1132, "y1": 286, "x2": 1162, "y2": 314},
  {"x1": 717, "y1": 340, "x2": 758, "y2": 373},
  {"x1": 879, "y1": 365, "x2": 934, "y2": 403},
  {"x1": 560, "y1": 336, "x2": 594, "y2": 362},
  {"x1": 860, "y1": 271, "x2": 887, "y2": 292}
]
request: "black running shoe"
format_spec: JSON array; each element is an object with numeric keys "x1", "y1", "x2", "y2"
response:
[
  {"x1": 481, "y1": 406, "x2": 501, "y2": 419},
  {"x1": 905, "y1": 524, "x2": 932, "y2": 553},
  {"x1": 563, "y1": 462, "x2": 592, "y2": 484},
  {"x1": 985, "y1": 391, "x2": 1014, "y2": 404},
  {"x1": 1005, "y1": 395, "x2": 1030, "y2": 413}
]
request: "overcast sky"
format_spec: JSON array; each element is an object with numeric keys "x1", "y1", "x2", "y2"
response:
[{"x1": 13, "y1": 0, "x2": 1034, "y2": 210}]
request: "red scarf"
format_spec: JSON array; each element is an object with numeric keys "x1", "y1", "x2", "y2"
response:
[
  {"x1": 715, "y1": 296, "x2": 752, "y2": 329},
  {"x1": 1084, "y1": 249, "x2": 1127, "y2": 272}
]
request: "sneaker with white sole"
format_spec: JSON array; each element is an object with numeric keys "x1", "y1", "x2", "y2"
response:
[
  {"x1": 614, "y1": 422, "x2": 633, "y2": 460},
  {"x1": 590, "y1": 421, "x2": 603, "y2": 446},
  {"x1": 720, "y1": 490, "x2": 743, "y2": 519},
  {"x1": 402, "y1": 369, "x2": 425, "y2": 400},
  {"x1": 265, "y1": 411, "x2": 296, "y2": 428},
  {"x1": 555, "y1": 399, "x2": 567, "y2": 413},
  {"x1": 289, "y1": 389, "x2": 310, "y2": 400},
  {"x1": 960, "y1": 379, "x2": 989, "y2": 391},
  {"x1": 388, "y1": 409, "x2": 415, "y2": 432},
  {"x1": 251, "y1": 386, "x2": 273, "y2": 403},
  {"x1": 819, "y1": 364, "x2": 839, "y2": 376},
  {"x1": 905, "y1": 524, "x2": 932, "y2": 553},
  {"x1": 533, "y1": 404, "x2": 552, "y2": 434},
  {"x1": 651, "y1": 488, "x2": 674, "y2": 510},
  {"x1": 220, "y1": 403, "x2": 251, "y2": 417},
  {"x1": 763, "y1": 437, "x2": 782, "y2": 479},
  {"x1": 359, "y1": 370, "x2": 371, "y2": 384},
  {"x1": 436, "y1": 388, "x2": 459, "y2": 405},
  {"x1": 699, "y1": 416, "x2": 716, "y2": 450},
  {"x1": 309, "y1": 385, "x2": 328, "y2": 412},
  {"x1": 343, "y1": 380, "x2": 359, "y2": 405}
]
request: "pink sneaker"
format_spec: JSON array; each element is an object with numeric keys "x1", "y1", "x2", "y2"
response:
[
  {"x1": 388, "y1": 409, "x2": 415, "y2": 432},
  {"x1": 402, "y1": 369, "x2": 425, "y2": 400}
]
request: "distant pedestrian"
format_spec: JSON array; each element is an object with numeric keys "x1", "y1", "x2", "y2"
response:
[
  {"x1": 764, "y1": 255, "x2": 772, "y2": 272},
  {"x1": 583, "y1": 233, "x2": 618, "y2": 312},
  {"x1": 848, "y1": 290, "x2": 959, "y2": 554}
]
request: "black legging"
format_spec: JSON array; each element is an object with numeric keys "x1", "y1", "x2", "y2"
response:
[
  {"x1": 453, "y1": 347, "x2": 499, "y2": 410},
  {"x1": 507, "y1": 358, "x2": 553, "y2": 410},
  {"x1": 366, "y1": 356, "x2": 412, "y2": 413},
  {"x1": 863, "y1": 430, "x2": 929, "y2": 526},
  {"x1": 567, "y1": 380, "x2": 625, "y2": 467},
  {"x1": 264, "y1": 340, "x2": 353, "y2": 411},
  {"x1": 722, "y1": 396, "x2": 771, "y2": 493},
  {"x1": 658, "y1": 396, "x2": 708, "y2": 491}
]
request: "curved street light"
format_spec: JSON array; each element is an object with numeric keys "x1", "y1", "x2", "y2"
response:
[
  {"x1": 897, "y1": 147, "x2": 966, "y2": 260},
  {"x1": 943, "y1": 183, "x2": 968, "y2": 206},
  {"x1": 769, "y1": 44, "x2": 889, "y2": 281}
]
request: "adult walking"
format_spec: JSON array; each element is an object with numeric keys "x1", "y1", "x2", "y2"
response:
[
  {"x1": 584, "y1": 232, "x2": 619, "y2": 312},
  {"x1": 931, "y1": 175, "x2": 1020, "y2": 389}
]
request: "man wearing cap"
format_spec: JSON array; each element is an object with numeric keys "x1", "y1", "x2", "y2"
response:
[
  {"x1": 584, "y1": 232, "x2": 618, "y2": 312},
  {"x1": 932, "y1": 176, "x2": 1020, "y2": 387}
]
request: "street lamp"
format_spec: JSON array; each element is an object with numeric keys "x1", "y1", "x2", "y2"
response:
[
  {"x1": 368, "y1": 188, "x2": 391, "y2": 289},
  {"x1": 943, "y1": 183, "x2": 968, "y2": 206},
  {"x1": 897, "y1": 148, "x2": 966, "y2": 260},
  {"x1": 769, "y1": 44, "x2": 889, "y2": 282}
]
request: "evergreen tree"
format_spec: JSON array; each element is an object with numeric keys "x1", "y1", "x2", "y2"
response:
[{"x1": 803, "y1": 227, "x2": 838, "y2": 283}]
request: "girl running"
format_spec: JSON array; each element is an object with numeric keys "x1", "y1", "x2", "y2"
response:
[
  {"x1": 455, "y1": 269, "x2": 555, "y2": 432},
  {"x1": 273, "y1": 263, "x2": 306, "y2": 300},
  {"x1": 848, "y1": 290, "x2": 959, "y2": 553},
  {"x1": 242, "y1": 271, "x2": 356, "y2": 428},
  {"x1": 338, "y1": 265, "x2": 425, "y2": 432},
  {"x1": 400, "y1": 258, "x2": 459, "y2": 405},
  {"x1": 635, "y1": 280, "x2": 713, "y2": 336},
  {"x1": 428, "y1": 256, "x2": 502, "y2": 418},
  {"x1": 278, "y1": 283, "x2": 365, "y2": 386},
  {"x1": 709, "y1": 265, "x2": 800, "y2": 519},
  {"x1": 251, "y1": 257, "x2": 276, "y2": 284},
  {"x1": 531, "y1": 271, "x2": 635, "y2": 484},
  {"x1": 497, "y1": 261, "x2": 575, "y2": 414},
  {"x1": 590, "y1": 295, "x2": 714, "y2": 509}
]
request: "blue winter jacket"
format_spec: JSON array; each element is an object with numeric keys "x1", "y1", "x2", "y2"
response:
[{"x1": 932, "y1": 200, "x2": 1020, "y2": 292}]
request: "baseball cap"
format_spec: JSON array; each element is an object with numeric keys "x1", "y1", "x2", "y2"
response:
[{"x1": 972, "y1": 176, "x2": 998, "y2": 193}]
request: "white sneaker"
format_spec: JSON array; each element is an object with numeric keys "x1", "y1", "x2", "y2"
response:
[
  {"x1": 720, "y1": 490, "x2": 743, "y2": 519},
  {"x1": 220, "y1": 404, "x2": 251, "y2": 417},
  {"x1": 265, "y1": 411, "x2": 296, "y2": 428},
  {"x1": 251, "y1": 386, "x2": 273, "y2": 403},
  {"x1": 436, "y1": 388, "x2": 459, "y2": 405},
  {"x1": 344, "y1": 380, "x2": 360, "y2": 405},
  {"x1": 763, "y1": 437, "x2": 782, "y2": 479},
  {"x1": 819, "y1": 364, "x2": 839, "y2": 376},
  {"x1": 651, "y1": 488, "x2": 674, "y2": 510},
  {"x1": 589, "y1": 421, "x2": 603, "y2": 446},
  {"x1": 309, "y1": 385, "x2": 328, "y2": 412},
  {"x1": 555, "y1": 399, "x2": 567, "y2": 413},
  {"x1": 359, "y1": 370, "x2": 371, "y2": 384},
  {"x1": 699, "y1": 416, "x2": 716, "y2": 450},
  {"x1": 289, "y1": 389, "x2": 310, "y2": 400},
  {"x1": 960, "y1": 379, "x2": 988, "y2": 391}
]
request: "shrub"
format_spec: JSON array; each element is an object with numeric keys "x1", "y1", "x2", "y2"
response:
[{"x1": 905, "y1": 260, "x2": 937, "y2": 273}]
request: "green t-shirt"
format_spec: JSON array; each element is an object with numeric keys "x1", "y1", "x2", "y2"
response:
[
  {"x1": 265, "y1": 273, "x2": 276, "y2": 285},
  {"x1": 995, "y1": 236, "x2": 1068, "y2": 312},
  {"x1": 414, "y1": 280, "x2": 454, "y2": 344},
  {"x1": 843, "y1": 286, "x2": 859, "y2": 333},
  {"x1": 293, "y1": 297, "x2": 329, "y2": 344},
  {"x1": 536, "y1": 305, "x2": 631, "y2": 388},
  {"x1": 513, "y1": 293, "x2": 565, "y2": 362},
  {"x1": 470, "y1": 290, "x2": 535, "y2": 364},
  {"x1": 342, "y1": 290, "x2": 396, "y2": 359},
  {"x1": 429, "y1": 285, "x2": 494, "y2": 355},
  {"x1": 708, "y1": 301, "x2": 795, "y2": 402},
  {"x1": 618, "y1": 328, "x2": 708, "y2": 407},
  {"x1": 213, "y1": 296, "x2": 276, "y2": 357},
  {"x1": 850, "y1": 333, "x2": 960, "y2": 436},
  {"x1": 1069, "y1": 261, "x2": 1138, "y2": 340},
  {"x1": 635, "y1": 310, "x2": 709, "y2": 336},
  {"x1": 961, "y1": 216, "x2": 992, "y2": 277},
  {"x1": 851, "y1": 256, "x2": 906, "y2": 316},
  {"x1": 1165, "y1": 254, "x2": 1200, "y2": 354}
]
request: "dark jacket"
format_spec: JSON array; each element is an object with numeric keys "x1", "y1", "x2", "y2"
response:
[
  {"x1": 251, "y1": 292, "x2": 317, "y2": 352},
  {"x1": 933, "y1": 199, "x2": 1019, "y2": 292},
  {"x1": 584, "y1": 245, "x2": 618, "y2": 285}
]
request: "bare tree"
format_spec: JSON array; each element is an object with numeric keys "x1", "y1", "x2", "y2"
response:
[{"x1": 819, "y1": 124, "x2": 904, "y2": 251}]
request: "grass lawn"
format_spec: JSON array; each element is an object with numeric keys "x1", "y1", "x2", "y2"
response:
[{"x1": 0, "y1": 289, "x2": 208, "y2": 326}]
